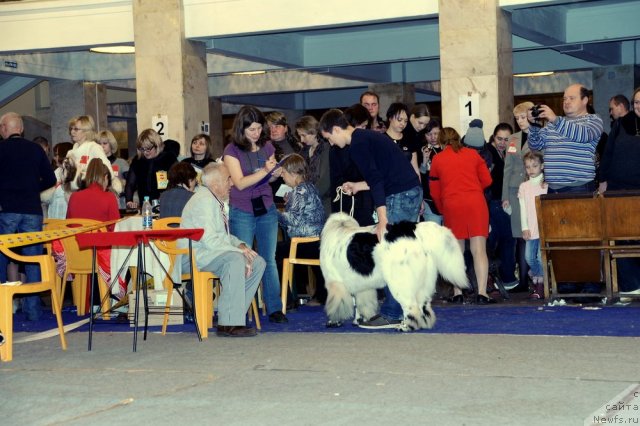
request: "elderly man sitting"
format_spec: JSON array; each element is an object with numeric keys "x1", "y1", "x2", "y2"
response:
[{"x1": 181, "y1": 162, "x2": 265, "y2": 337}]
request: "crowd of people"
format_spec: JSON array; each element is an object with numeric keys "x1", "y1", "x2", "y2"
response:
[{"x1": 2, "y1": 82, "x2": 639, "y2": 339}]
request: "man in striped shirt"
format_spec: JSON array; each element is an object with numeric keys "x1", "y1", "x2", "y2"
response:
[{"x1": 527, "y1": 84, "x2": 603, "y2": 194}]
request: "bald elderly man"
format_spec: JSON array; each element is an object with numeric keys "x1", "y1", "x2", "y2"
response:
[{"x1": 0, "y1": 112, "x2": 56, "y2": 321}]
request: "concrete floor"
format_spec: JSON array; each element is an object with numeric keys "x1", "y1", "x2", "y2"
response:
[{"x1": 2, "y1": 330, "x2": 639, "y2": 425}]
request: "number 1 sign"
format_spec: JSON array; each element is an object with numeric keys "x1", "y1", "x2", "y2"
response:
[{"x1": 459, "y1": 93, "x2": 480, "y2": 134}]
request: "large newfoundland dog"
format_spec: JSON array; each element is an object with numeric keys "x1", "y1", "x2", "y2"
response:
[{"x1": 320, "y1": 213, "x2": 468, "y2": 331}]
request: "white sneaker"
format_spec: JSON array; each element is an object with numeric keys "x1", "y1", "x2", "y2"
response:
[{"x1": 502, "y1": 280, "x2": 519, "y2": 290}]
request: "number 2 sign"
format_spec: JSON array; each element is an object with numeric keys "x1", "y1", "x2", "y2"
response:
[
  {"x1": 459, "y1": 93, "x2": 480, "y2": 134},
  {"x1": 152, "y1": 115, "x2": 169, "y2": 141}
]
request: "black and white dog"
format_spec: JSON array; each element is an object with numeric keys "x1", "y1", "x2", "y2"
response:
[{"x1": 320, "y1": 213, "x2": 469, "y2": 331}]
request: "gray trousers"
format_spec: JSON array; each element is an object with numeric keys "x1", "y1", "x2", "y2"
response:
[{"x1": 201, "y1": 251, "x2": 265, "y2": 326}]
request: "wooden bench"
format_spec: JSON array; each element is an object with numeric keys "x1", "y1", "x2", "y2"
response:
[
  {"x1": 602, "y1": 191, "x2": 640, "y2": 300},
  {"x1": 536, "y1": 191, "x2": 640, "y2": 303}
]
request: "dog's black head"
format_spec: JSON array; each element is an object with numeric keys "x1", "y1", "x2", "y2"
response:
[
  {"x1": 346, "y1": 232, "x2": 379, "y2": 276},
  {"x1": 384, "y1": 221, "x2": 417, "y2": 243}
]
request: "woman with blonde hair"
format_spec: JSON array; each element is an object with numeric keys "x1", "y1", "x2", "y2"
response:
[
  {"x1": 429, "y1": 127, "x2": 494, "y2": 304},
  {"x1": 501, "y1": 101, "x2": 535, "y2": 292},
  {"x1": 125, "y1": 129, "x2": 177, "y2": 208},
  {"x1": 66, "y1": 115, "x2": 121, "y2": 193},
  {"x1": 98, "y1": 130, "x2": 129, "y2": 207}
]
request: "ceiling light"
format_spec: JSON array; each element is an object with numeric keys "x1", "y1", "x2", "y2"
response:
[
  {"x1": 90, "y1": 46, "x2": 135, "y2": 54},
  {"x1": 231, "y1": 70, "x2": 266, "y2": 76},
  {"x1": 514, "y1": 71, "x2": 555, "y2": 78}
]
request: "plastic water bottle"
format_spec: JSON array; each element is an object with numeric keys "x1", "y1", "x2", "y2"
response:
[{"x1": 142, "y1": 196, "x2": 153, "y2": 230}]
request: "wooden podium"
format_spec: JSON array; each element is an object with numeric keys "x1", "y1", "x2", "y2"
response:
[{"x1": 76, "y1": 228, "x2": 204, "y2": 352}]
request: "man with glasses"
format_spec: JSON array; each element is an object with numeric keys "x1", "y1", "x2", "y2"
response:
[{"x1": 0, "y1": 112, "x2": 56, "y2": 321}]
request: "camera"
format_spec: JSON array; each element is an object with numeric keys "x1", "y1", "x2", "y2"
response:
[{"x1": 531, "y1": 104, "x2": 543, "y2": 118}]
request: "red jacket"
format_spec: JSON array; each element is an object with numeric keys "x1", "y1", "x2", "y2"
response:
[{"x1": 429, "y1": 146, "x2": 492, "y2": 213}]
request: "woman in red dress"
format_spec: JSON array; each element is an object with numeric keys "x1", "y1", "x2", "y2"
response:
[{"x1": 429, "y1": 127, "x2": 494, "y2": 304}]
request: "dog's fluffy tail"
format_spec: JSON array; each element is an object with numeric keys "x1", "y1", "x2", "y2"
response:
[
  {"x1": 321, "y1": 212, "x2": 362, "y2": 240},
  {"x1": 324, "y1": 281, "x2": 354, "y2": 322},
  {"x1": 418, "y1": 222, "x2": 469, "y2": 290}
]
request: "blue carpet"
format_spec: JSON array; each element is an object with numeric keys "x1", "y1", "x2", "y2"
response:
[{"x1": 12, "y1": 304, "x2": 640, "y2": 337}]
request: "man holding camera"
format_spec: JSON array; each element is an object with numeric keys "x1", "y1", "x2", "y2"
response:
[{"x1": 527, "y1": 84, "x2": 603, "y2": 194}]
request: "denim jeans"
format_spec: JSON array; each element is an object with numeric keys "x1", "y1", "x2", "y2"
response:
[
  {"x1": 547, "y1": 181, "x2": 595, "y2": 194},
  {"x1": 229, "y1": 204, "x2": 283, "y2": 314},
  {"x1": 422, "y1": 202, "x2": 443, "y2": 225},
  {"x1": 525, "y1": 238, "x2": 543, "y2": 278},
  {"x1": 380, "y1": 185, "x2": 423, "y2": 320},
  {"x1": 0, "y1": 212, "x2": 44, "y2": 320}
]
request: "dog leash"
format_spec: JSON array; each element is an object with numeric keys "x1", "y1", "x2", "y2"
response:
[{"x1": 333, "y1": 186, "x2": 355, "y2": 218}]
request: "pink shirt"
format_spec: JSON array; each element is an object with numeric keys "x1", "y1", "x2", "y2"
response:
[{"x1": 517, "y1": 174, "x2": 548, "y2": 239}]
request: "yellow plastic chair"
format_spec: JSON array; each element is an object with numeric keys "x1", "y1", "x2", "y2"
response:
[
  {"x1": 0, "y1": 245, "x2": 67, "y2": 362},
  {"x1": 280, "y1": 236, "x2": 320, "y2": 314},
  {"x1": 153, "y1": 217, "x2": 261, "y2": 338},
  {"x1": 46, "y1": 219, "x2": 111, "y2": 318}
]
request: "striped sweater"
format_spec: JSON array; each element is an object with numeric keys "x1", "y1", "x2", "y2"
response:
[{"x1": 527, "y1": 114, "x2": 603, "y2": 188}]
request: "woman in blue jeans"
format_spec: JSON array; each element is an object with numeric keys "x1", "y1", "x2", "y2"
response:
[{"x1": 223, "y1": 106, "x2": 288, "y2": 323}]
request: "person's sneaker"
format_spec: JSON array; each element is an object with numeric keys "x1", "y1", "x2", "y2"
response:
[
  {"x1": 502, "y1": 280, "x2": 520, "y2": 291},
  {"x1": 357, "y1": 314, "x2": 401, "y2": 329},
  {"x1": 268, "y1": 311, "x2": 289, "y2": 323}
]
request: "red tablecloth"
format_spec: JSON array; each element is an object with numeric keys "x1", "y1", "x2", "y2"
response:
[{"x1": 75, "y1": 228, "x2": 204, "y2": 248}]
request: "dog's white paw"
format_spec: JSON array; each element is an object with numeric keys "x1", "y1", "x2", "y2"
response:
[{"x1": 397, "y1": 321, "x2": 412, "y2": 332}]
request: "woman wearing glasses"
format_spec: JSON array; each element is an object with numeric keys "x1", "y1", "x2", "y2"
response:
[
  {"x1": 502, "y1": 102, "x2": 535, "y2": 292},
  {"x1": 125, "y1": 129, "x2": 177, "y2": 209},
  {"x1": 66, "y1": 115, "x2": 121, "y2": 193}
]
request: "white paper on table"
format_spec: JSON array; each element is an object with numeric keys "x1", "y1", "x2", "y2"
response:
[{"x1": 276, "y1": 184, "x2": 293, "y2": 197}]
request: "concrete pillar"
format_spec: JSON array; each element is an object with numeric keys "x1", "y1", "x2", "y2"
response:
[
  {"x1": 439, "y1": 0, "x2": 513, "y2": 138},
  {"x1": 133, "y1": 0, "x2": 209, "y2": 157},
  {"x1": 209, "y1": 97, "x2": 223, "y2": 158},
  {"x1": 592, "y1": 65, "x2": 636, "y2": 133},
  {"x1": 370, "y1": 83, "x2": 415, "y2": 118},
  {"x1": 50, "y1": 81, "x2": 107, "y2": 145}
]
